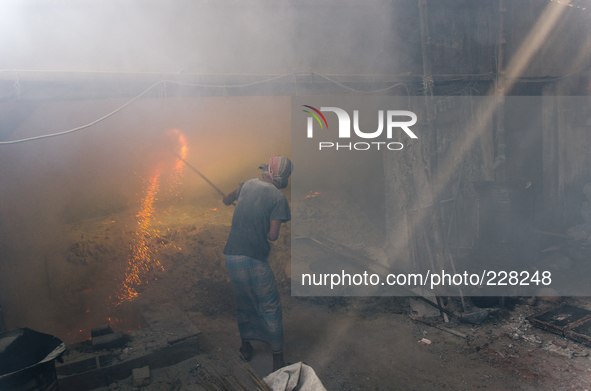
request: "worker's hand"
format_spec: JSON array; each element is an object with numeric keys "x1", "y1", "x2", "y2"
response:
[{"x1": 223, "y1": 189, "x2": 238, "y2": 205}]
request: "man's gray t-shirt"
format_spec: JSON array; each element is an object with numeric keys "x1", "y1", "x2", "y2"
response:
[{"x1": 223, "y1": 178, "x2": 291, "y2": 261}]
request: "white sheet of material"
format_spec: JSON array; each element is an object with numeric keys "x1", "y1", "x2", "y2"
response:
[{"x1": 263, "y1": 362, "x2": 327, "y2": 391}]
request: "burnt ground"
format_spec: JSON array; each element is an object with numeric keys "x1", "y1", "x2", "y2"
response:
[{"x1": 8, "y1": 193, "x2": 591, "y2": 390}]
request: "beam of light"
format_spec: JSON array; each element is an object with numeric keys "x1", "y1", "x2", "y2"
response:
[
  {"x1": 387, "y1": 0, "x2": 570, "y2": 273},
  {"x1": 502, "y1": 2, "x2": 568, "y2": 85},
  {"x1": 432, "y1": 0, "x2": 569, "y2": 198}
]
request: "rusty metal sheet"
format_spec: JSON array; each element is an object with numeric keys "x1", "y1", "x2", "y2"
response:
[
  {"x1": 528, "y1": 304, "x2": 591, "y2": 336},
  {"x1": 565, "y1": 318, "x2": 591, "y2": 346}
]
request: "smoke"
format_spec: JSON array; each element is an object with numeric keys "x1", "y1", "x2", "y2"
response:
[
  {"x1": 0, "y1": 1, "x2": 418, "y2": 337},
  {"x1": 0, "y1": 0, "x2": 415, "y2": 74},
  {"x1": 1, "y1": 0, "x2": 587, "y2": 340},
  {"x1": 0, "y1": 95, "x2": 290, "y2": 339}
]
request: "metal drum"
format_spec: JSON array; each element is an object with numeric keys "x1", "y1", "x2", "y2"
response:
[{"x1": 0, "y1": 328, "x2": 65, "y2": 391}]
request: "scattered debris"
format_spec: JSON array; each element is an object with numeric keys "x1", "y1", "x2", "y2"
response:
[
  {"x1": 419, "y1": 338, "x2": 432, "y2": 346},
  {"x1": 460, "y1": 309, "x2": 490, "y2": 325},
  {"x1": 503, "y1": 313, "x2": 542, "y2": 344},
  {"x1": 542, "y1": 342, "x2": 574, "y2": 359},
  {"x1": 410, "y1": 315, "x2": 469, "y2": 339}
]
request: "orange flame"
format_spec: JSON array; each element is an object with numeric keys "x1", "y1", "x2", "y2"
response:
[
  {"x1": 164, "y1": 128, "x2": 188, "y2": 202},
  {"x1": 172, "y1": 129, "x2": 188, "y2": 172}
]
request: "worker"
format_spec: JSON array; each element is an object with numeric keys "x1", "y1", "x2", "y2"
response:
[{"x1": 222, "y1": 155, "x2": 293, "y2": 372}]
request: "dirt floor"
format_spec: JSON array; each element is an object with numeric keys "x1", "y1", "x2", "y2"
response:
[
  {"x1": 5, "y1": 188, "x2": 591, "y2": 390},
  {"x1": 88, "y1": 293, "x2": 591, "y2": 391}
]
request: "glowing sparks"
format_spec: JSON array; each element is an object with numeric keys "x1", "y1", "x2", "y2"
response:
[
  {"x1": 109, "y1": 317, "x2": 125, "y2": 328},
  {"x1": 116, "y1": 129, "x2": 188, "y2": 305},
  {"x1": 304, "y1": 191, "x2": 323, "y2": 199},
  {"x1": 117, "y1": 169, "x2": 163, "y2": 303}
]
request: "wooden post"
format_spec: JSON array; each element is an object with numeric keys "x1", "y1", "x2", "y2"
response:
[
  {"x1": 494, "y1": 0, "x2": 507, "y2": 182},
  {"x1": 418, "y1": 0, "x2": 445, "y2": 272},
  {"x1": 542, "y1": 82, "x2": 559, "y2": 226}
]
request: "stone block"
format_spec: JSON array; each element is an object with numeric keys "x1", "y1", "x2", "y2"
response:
[
  {"x1": 132, "y1": 366, "x2": 150, "y2": 387},
  {"x1": 92, "y1": 332, "x2": 126, "y2": 350},
  {"x1": 91, "y1": 324, "x2": 114, "y2": 338}
]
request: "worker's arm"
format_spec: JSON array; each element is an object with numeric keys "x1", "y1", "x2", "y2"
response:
[
  {"x1": 223, "y1": 189, "x2": 238, "y2": 205},
  {"x1": 267, "y1": 220, "x2": 282, "y2": 241}
]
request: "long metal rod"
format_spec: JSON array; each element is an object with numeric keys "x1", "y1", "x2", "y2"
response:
[
  {"x1": 174, "y1": 154, "x2": 236, "y2": 207},
  {"x1": 418, "y1": 0, "x2": 445, "y2": 274},
  {"x1": 444, "y1": 155, "x2": 467, "y2": 311}
]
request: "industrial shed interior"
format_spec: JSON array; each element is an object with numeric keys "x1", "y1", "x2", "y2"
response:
[{"x1": 1, "y1": 1, "x2": 591, "y2": 390}]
